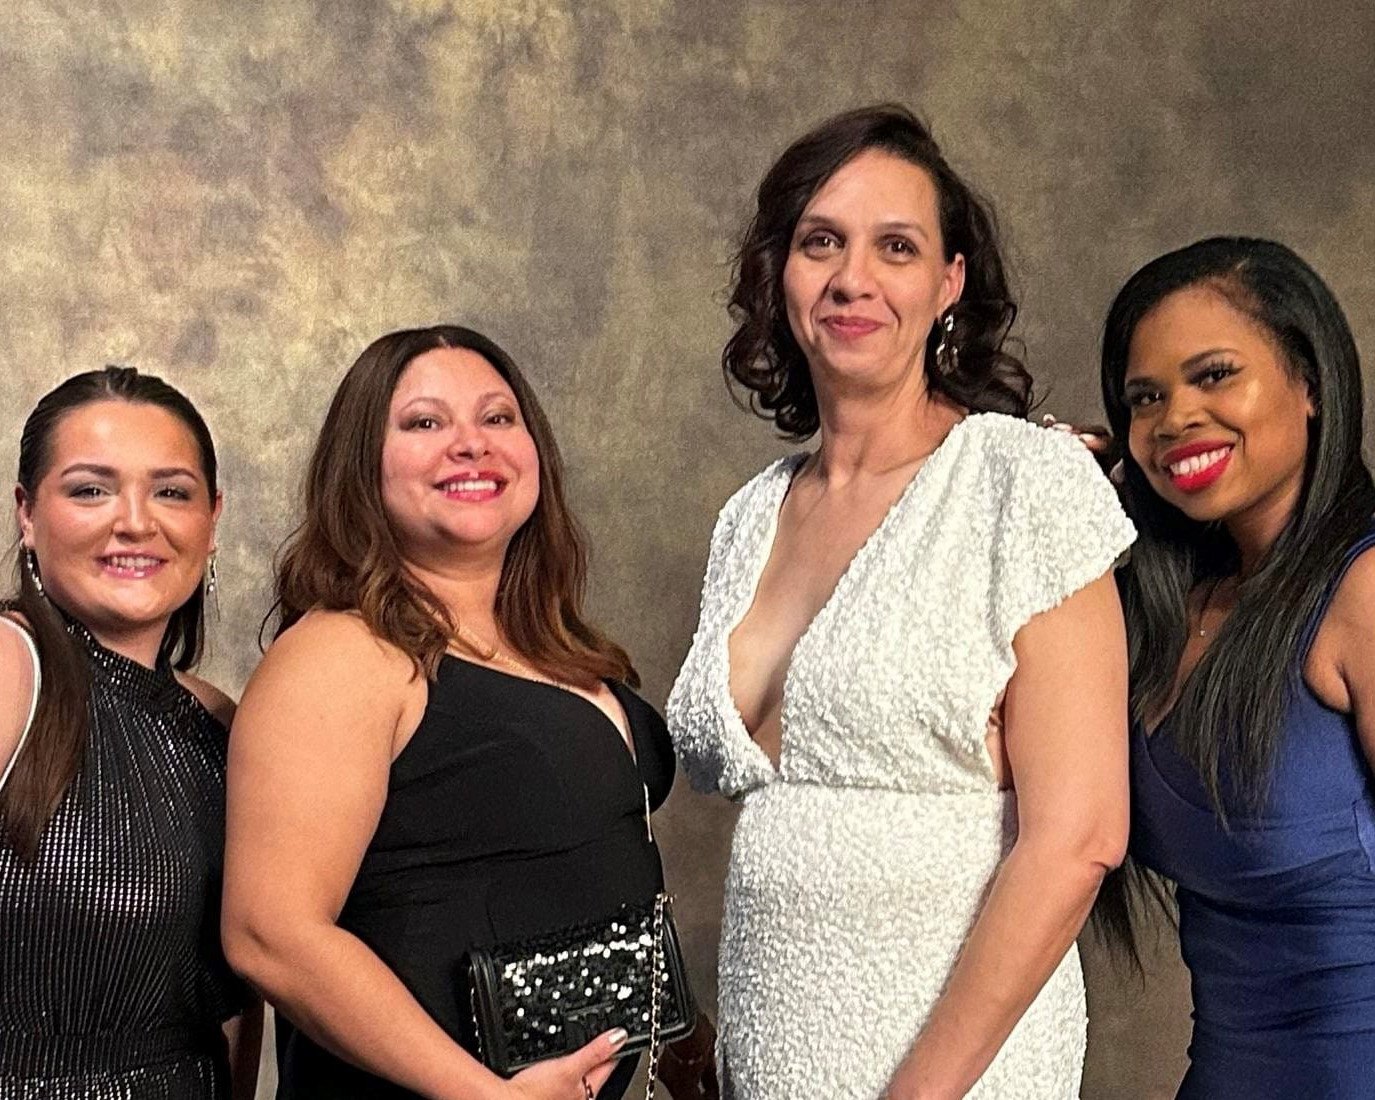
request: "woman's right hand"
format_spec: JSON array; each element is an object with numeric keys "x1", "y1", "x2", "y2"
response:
[{"x1": 505, "y1": 1029, "x2": 628, "y2": 1099}]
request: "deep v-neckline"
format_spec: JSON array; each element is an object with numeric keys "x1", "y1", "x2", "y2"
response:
[
  {"x1": 723, "y1": 415, "x2": 976, "y2": 773},
  {"x1": 443, "y1": 652, "x2": 639, "y2": 763}
]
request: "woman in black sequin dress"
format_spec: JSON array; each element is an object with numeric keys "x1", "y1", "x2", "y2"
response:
[
  {"x1": 0, "y1": 367, "x2": 261, "y2": 1099},
  {"x1": 222, "y1": 327, "x2": 716, "y2": 1100}
]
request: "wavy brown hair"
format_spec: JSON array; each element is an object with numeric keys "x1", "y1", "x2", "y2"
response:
[
  {"x1": 724, "y1": 103, "x2": 1032, "y2": 439},
  {"x1": 3, "y1": 366, "x2": 217, "y2": 862},
  {"x1": 270, "y1": 325, "x2": 636, "y2": 689}
]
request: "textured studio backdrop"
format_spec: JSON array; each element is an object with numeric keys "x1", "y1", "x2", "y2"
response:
[{"x1": 4, "y1": 2, "x2": 1375, "y2": 1097}]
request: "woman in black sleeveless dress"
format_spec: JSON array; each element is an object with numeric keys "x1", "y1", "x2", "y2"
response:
[
  {"x1": 222, "y1": 326, "x2": 714, "y2": 1100},
  {"x1": 0, "y1": 367, "x2": 259, "y2": 1099}
]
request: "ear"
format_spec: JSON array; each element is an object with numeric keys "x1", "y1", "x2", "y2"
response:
[
  {"x1": 940, "y1": 253, "x2": 966, "y2": 316},
  {"x1": 14, "y1": 484, "x2": 34, "y2": 550}
]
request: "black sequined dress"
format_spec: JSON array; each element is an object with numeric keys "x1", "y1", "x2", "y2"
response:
[{"x1": 0, "y1": 618, "x2": 243, "y2": 1099}]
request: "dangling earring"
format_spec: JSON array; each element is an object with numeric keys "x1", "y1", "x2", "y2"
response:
[
  {"x1": 205, "y1": 551, "x2": 221, "y2": 619},
  {"x1": 24, "y1": 548, "x2": 45, "y2": 598},
  {"x1": 934, "y1": 310, "x2": 958, "y2": 373}
]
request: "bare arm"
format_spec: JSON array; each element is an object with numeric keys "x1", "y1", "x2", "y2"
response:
[
  {"x1": 1314, "y1": 549, "x2": 1375, "y2": 774},
  {"x1": 222, "y1": 612, "x2": 622, "y2": 1100},
  {"x1": 0, "y1": 615, "x2": 37, "y2": 790},
  {"x1": 887, "y1": 572, "x2": 1129, "y2": 1100}
]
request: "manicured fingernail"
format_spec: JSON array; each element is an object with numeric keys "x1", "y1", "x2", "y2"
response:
[{"x1": 608, "y1": 1028, "x2": 628, "y2": 1047}]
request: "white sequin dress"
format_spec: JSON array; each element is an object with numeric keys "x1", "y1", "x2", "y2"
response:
[{"x1": 667, "y1": 413, "x2": 1135, "y2": 1100}]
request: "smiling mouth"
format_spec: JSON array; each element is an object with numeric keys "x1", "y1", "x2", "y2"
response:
[
  {"x1": 100, "y1": 554, "x2": 167, "y2": 578},
  {"x1": 821, "y1": 317, "x2": 882, "y2": 338},
  {"x1": 437, "y1": 478, "x2": 505, "y2": 500},
  {"x1": 1164, "y1": 446, "x2": 1233, "y2": 492}
]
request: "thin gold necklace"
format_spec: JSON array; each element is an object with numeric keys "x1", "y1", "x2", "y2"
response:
[{"x1": 453, "y1": 626, "x2": 566, "y2": 688}]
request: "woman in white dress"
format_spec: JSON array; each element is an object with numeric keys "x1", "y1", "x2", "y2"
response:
[{"x1": 668, "y1": 105, "x2": 1135, "y2": 1099}]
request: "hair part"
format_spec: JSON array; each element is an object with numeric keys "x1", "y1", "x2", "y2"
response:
[
  {"x1": 722, "y1": 103, "x2": 1032, "y2": 440},
  {"x1": 269, "y1": 325, "x2": 636, "y2": 689},
  {"x1": 3, "y1": 366, "x2": 218, "y2": 861},
  {"x1": 1093, "y1": 236, "x2": 1375, "y2": 965}
]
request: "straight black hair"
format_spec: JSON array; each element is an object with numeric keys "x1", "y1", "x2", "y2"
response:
[{"x1": 1094, "y1": 237, "x2": 1375, "y2": 963}]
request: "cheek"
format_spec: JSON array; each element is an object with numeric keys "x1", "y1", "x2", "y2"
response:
[
  {"x1": 1126, "y1": 417, "x2": 1156, "y2": 473},
  {"x1": 781, "y1": 258, "x2": 813, "y2": 327}
]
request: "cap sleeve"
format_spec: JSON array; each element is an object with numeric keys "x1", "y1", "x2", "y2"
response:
[{"x1": 989, "y1": 424, "x2": 1136, "y2": 642}]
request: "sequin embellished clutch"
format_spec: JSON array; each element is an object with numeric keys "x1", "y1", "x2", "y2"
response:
[{"x1": 468, "y1": 892, "x2": 695, "y2": 1080}]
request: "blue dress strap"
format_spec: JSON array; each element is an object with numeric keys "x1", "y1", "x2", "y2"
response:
[{"x1": 1298, "y1": 522, "x2": 1375, "y2": 658}]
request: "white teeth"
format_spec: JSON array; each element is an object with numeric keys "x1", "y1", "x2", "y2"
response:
[
  {"x1": 441, "y1": 479, "x2": 498, "y2": 493},
  {"x1": 106, "y1": 555, "x2": 161, "y2": 569},
  {"x1": 1168, "y1": 447, "x2": 1230, "y2": 477}
]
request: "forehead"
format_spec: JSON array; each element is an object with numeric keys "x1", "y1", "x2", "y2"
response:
[
  {"x1": 48, "y1": 400, "x2": 204, "y2": 472},
  {"x1": 391, "y1": 347, "x2": 515, "y2": 405},
  {"x1": 802, "y1": 148, "x2": 941, "y2": 227},
  {"x1": 1126, "y1": 284, "x2": 1277, "y2": 376}
]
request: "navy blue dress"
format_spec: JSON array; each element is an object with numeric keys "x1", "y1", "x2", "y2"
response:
[{"x1": 1131, "y1": 529, "x2": 1375, "y2": 1100}]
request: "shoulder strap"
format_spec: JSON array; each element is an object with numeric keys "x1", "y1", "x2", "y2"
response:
[
  {"x1": 1299, "y1": 524, "x2": 1375, "y2": 659},
  {"x1": 0, "y1": 615, "x2": 42, "y2": 795}
]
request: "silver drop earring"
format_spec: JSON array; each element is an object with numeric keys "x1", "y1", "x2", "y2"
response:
[
  {"x1": 24, "y1": 549, "x2": 45, "y2": 598},
  {"x1": 934, "y1": 310, "x2": 958, "y2": 372},
  {"x1": 205, "y1": 551, "x2": 221, "y2": 619}
]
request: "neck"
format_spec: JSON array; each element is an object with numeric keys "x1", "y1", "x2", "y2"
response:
[
  {"x1": 72, "y1": 611, "x2": 169, "y2": 670},
  {"x1": 810, "y1": 363, "x2": 963, "y2": 482},
  {"x1": 1223, "y1": 476, "x2": 1303, "y2": 579},
  {"x1": 402, "y1": 549, "x2": 505, "y2": 639}
]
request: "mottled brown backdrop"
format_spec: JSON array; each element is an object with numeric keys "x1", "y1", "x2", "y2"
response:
[{"x1": 5, "y1": 2, "x2": 1374, "y2": 1097}]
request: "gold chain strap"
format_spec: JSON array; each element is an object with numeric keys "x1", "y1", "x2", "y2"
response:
[{"x1": 642, "y1": 891, "x2": 667, "y2": 1100}]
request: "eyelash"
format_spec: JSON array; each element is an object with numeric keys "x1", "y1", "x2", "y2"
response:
[
  {"x1": 66, "y1": 485, "x2": 192, "y2": 500},
  {"x1": 403, "y1": 412, "x2": 516, "y2": 430},
  {"x1": 798, "y1": 232, "x2": 917, "y2": 257},
  {"x1": 1126, "y1": 361, "x2": 1239, "y2": 409}
]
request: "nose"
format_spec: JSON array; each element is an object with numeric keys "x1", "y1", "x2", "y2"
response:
[
  {"x1": 112, "y1": 491, "x2": 157, "y2": 540},
  {"x1": 1153, "y1": 387, "x2": 1207, "y2": 441},
  {"x1": 445, "y1": 421, "x2": 491, "y2": 461},
  {"x1": 828, "y1": 246, "x2": 876, "y2": 302}
]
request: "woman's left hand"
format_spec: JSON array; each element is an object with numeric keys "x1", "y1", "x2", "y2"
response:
[{"x1": 656, "y1": 1012, "x2": 719, "y2": 1099}]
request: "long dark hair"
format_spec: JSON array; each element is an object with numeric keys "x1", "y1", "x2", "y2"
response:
[
  {"x1": 723, "y1": 103, "x2": 1031, "y2": 439},
  {"x1": 2, "y1": 366, "x2": 219, "y2": 861},
  {"x1": 1095, "y1": 237, "x2": 1375, "y2": 961},
  {"x1": 270, "y1": 325, "x2": 636, "y2": 689}
]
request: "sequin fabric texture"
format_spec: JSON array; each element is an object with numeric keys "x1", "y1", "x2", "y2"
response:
[
  {"x1": 0, "y1": 617, "x2": 241, "y2": 1099},
  {"x1": 667, "y1": 413, "x2": 1136, "y2": 1100},
  {"x1": 471, "y1": 896, "x2": 691, "y2": 1072}
]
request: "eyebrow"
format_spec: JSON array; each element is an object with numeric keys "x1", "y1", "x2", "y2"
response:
[
  {"x1": 1180, "y1": 346, "x2": 1241, "y2": 368},
  {"x1": 397, "y1": 391, "x2": 513, "y2": 410},
  {"x1": 59, "y1": 463, "x2": 200, "y2": 480},
  {"x1": 795, "y1": 214, "x2": 932, "y2": 242},
  {"x1": 1124, "y1": 346, "x2": 1243, "y2": 386}
]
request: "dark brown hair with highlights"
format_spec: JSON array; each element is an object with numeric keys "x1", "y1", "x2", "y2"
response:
[
  {"x1": 724, "y1": 103, "x2": 1032, "y2": 439},
  {"x1": 3, "y1": 366, "x2": 218, "y2": 861},
  {"x1": 270, "y1": 325, "x2": 635, "y2": 689}
]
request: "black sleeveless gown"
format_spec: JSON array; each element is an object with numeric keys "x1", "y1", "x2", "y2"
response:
[
  {"x1": 0, "y1": 618, "x2": 243, "y2": 1098},
  {"x1": 275, "y1": 655, "x2": 677, "y2": 1100}
]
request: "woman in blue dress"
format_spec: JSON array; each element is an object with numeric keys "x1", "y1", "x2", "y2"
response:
[{"x1": 1096, "y1": 236, "x2": 1375, "y2": 1099}]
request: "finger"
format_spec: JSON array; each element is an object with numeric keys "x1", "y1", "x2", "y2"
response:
[
  {"x1": 584, "y1": 1060, "x2": 617, "y2": 1096},
  {"x1": 571, "y1": 1028, "x2": 628, "y2": 1075}
]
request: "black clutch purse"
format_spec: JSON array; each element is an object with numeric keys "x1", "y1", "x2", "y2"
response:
[{"x1": 468, "y1": 892, "x2": 695, "y2": 1086}]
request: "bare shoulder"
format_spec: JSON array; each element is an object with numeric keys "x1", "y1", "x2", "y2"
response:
[
  {"x1": 261, "y1": 609, "x2": 415, "y2": 678},
  {"x1": 1323, "y1": 543, "x2": 1375, "y2": 654},
  {"x1": 238, "y1": 609, "x2": 419, "y2": 723},
  {"x1": 175, "y1": 671, "x2": 237, "y2": 729}
]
